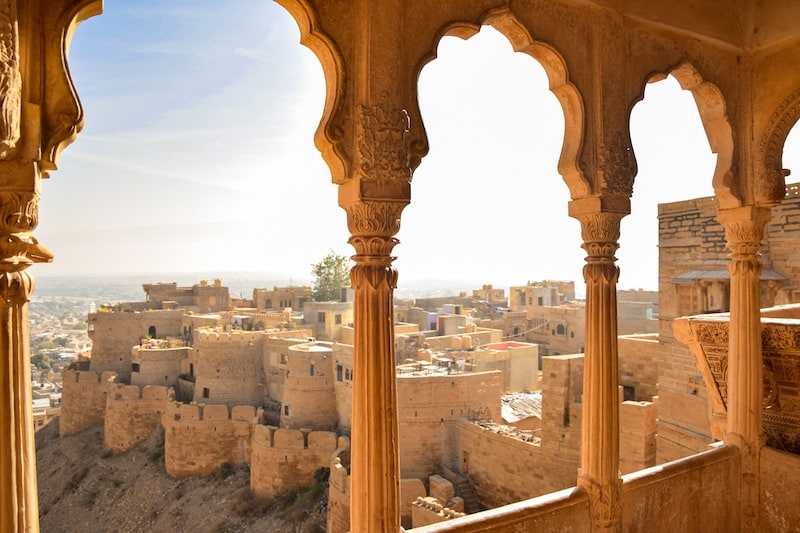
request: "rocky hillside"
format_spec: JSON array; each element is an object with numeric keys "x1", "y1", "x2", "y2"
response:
[{"x1": 35, "y1": 419, "x2": 327, "y2": 532}]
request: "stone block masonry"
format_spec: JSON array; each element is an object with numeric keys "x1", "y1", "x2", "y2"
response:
[
  {"x1": 249, "y1": 424, "x2": 346, "y2": 497},
  {"x1": 59, "y1": 370, "x2": 118, "y2": 437},
  {"x1": 162, "y1": 402, "x2": 259, "y2": 477},
  {"x1": 104, "y1": 384, "x2": 174, "y2": 453}
]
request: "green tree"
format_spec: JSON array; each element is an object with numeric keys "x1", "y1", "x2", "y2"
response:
[{"x1": 311, "y1": 250, "x2": 352, "y2": 302}]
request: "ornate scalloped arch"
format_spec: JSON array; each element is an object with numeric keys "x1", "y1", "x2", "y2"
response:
[
  {"x1": 274, "y1": 0, "x2": 347, "y2": 182},
  {"x1": 39, "y1": 0, "x2": 103, "y2": 176},
  {"x1": 637, "y1": 63, "x2": 739, "y2": 209},
  {"x1": 413, "y1": 6, "x2": 589, "y2": 199},
  {"x1": 758, "y1": 87, "x2": 800, "y2": 206}
]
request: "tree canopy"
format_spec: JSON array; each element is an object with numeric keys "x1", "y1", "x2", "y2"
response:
[{"x1": 311, "y1": 251, "x2": 352, "y2": 302}]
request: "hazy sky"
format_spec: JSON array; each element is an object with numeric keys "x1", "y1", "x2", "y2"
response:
[{"x1": 32, "y1": 1, "x2": 800, "y2": 294}]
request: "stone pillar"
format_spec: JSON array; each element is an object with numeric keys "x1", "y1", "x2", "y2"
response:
[
  {"x1": 0, "y1": 170, "x2": 53, "y2": 533},
  {"x1": 341, "y1": 179, "x2": 409, "y2": 533},
  {"x1": 571, "y1": 202, "x2": 625, "y2": 532},
  {"x1": 0, "y1": 269, "x2": 42, "y2": 532},
  {"x1": 718, "y1": 206, "x2": 770, "y2": 532}
]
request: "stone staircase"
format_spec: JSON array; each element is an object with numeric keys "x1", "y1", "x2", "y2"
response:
[{"x1": 453, "y1": 477, "x2": 483, "y2": 514}]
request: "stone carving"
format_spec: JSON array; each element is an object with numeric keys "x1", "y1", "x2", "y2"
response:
[
  {"x1": 0, "y1": 192, "x2": 39, "y2": 234},
  {"x1": 0, "y1": 0, "x2": 19, "y2": 159},
  {"x1": 0, "y1": 234, "x2": 53, "y2": 271},
  {"x1": 578, "y1": 472, "x2": 622, "y2": 530},
  {"x1": 597, "y1": 131, "x2": 637, "y2": 196},
  {"x1": 684, "y1": 317, "x2": 800, "y2": 454},
  {"x1": 758, "y1": 87, "x2": 800, "y2": 205},
  {"x1": 357, "y1": 93, "x2": 411, "y2": 182}
]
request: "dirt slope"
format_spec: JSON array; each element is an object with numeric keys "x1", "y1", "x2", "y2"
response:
[{"x1": 35, "y1": 419, "x2": 326, "y2": 533}]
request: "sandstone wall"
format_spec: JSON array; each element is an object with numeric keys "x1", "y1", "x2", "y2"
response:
[
  {"x1": 453, "y1": 419, "x2": 570, "y2": 508},
  {"x1": 162, "y1": 402, "x2": 258, "y2": 477},
  {"x1": 618, "y1": 334, "x2": 660, "y2": 401},
  {"x1": 761, "y1": 447, "x2": 800, "y2": 532},
  {"x1": 131, "y1": 346, "x2": 191, "y2": 388},
  {"x1": 60, "y1": 370, "x2": 118, "y2": 437},
  {"x1": 397, "y1": 371, "x2": 503, "y2": 479},
  {"x1": 327, "y1": 458, "x2": 350, "y2": 533},
  {"x1": 619, "y1": 400, "x2": 657, "y2": 474},
  {"x1": 262, "y1": 332, "x2": 314, "y2": 402},
  {"x1": 193, "y1": 330, "x2": 263, "y2": 406},
  {"x1": 88, "y1": 309, "x2": 184, "y2": 381},
  {"x1": 249, "y1": 424, "x2": 344, "y2": 497},
  {"x1": 104, "y1": 384, "x2": 173, "y2": 453},
  {"x1": 280, "y1": 343, "x2": 337, "y2": 429}
]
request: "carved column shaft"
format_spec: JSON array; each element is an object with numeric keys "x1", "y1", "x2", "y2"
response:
[
  {"x1": 719, "y1": 206, "x2": 770, "y2": 532},
  {"x1": 573, "y1": 208, "x2": 624, "y2": 532},
  {"x1": 0, "y1": 271, "x2": 37, "y2": 531},
  {"x1": 342, "y1": 181, "x2": 408, "y2": 533}
]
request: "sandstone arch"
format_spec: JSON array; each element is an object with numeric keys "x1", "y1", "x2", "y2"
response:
[{"x1": 415, "y1": 7, "x2": 588, "y2": 199}]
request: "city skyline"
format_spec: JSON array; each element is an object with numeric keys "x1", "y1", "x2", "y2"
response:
[{"x1": 32, "y1": 0, "x2": 800, "y2": 293}]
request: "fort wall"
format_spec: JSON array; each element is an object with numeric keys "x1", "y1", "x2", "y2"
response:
[
  {"x1": 249, "y1": 424, "x2": 345, "y2": 497},
  {"x1": 162, "y1": 402, "x2": 259, "y2": 477},
  {"x1": 60, "y1": 370, "x2": 118, "y2": 437},
  {"x1": 327, "y1": 458, "x2": 350, "y2": 533},
  {"x1": 104, "y1": 384, "x2": 173, "y2": 453},
  {"x1": 192, "y1": 330, "x2": 264, "y2": 406}
]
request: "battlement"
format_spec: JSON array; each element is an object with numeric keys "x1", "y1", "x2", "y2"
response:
[
  {"x1": 251, "y1": 425, "x2": 341, "y2": 452},
  {"x1": 107, "y1": 383, "x2": 172, "y2": 402},
  {"x1": 63, "y1": 369, "x2": 119, "y2": 385},
  {"x1": 164, "y1": 402, "x2": 259, "y2": 423},
  {"x1": 195, "y1": 329, "x2": 261, "y2": 344}
]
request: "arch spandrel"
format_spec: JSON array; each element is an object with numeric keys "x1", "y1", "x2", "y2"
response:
[
  {"x1": 30, "y1": 0, "x2": 104, "y2": 177},
  {"x1": 274, "y1": 0, "x2": 349, "y2": 184}
]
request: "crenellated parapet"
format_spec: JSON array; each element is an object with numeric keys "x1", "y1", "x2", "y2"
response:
[
  {"x1": 59, "y1": 369, "x2": 118, "y2": 437},
  {"x1": 162, "y1": 402, "x2": 261, "y2": 477},
  {"x1": 104, "y1": 384, "x2": 174, "y2": 453},
  {"x1": 250, "y1": 424, "x2": 347, "y2": 497},
  {"x1": 195, "y1": 328, "x2": 262, "y2": 345}
]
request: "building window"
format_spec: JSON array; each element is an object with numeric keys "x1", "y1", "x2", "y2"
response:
[
  {"x1": 623, "y1": 385, "x2": 635, "y2": 401},
  {"x1": 284, "y1": 404, "x2": 290, "y2": 417},
  {"x1": 310, "y1": 363, "x2": 315, "y2": 376},
  {"x1": 202, "y1": 387, "x2": 210, "y2": 399},
  {"x1": 528, "y1": 297, "x2": 532, "y2": 305},
  {"x1": 148, "y1": 325, "x2": 157, "y2": 338},
  {"x1": 335, "y1": 313, "x2": 342, "y2": 325},
  {"x1": 538, "y1": 297, "x2": 544, "y2": 306},
  {"x1": 337, "y1": 364, "x2": 343, "y2": 382},
  {"x1": 131, "y1": 363, "x2": 140, "y2": 373},
  {"x1": 280, "y1": 353, "x2": 288, "y2": 364},
  {"x1": 265, "y1": 299, "x2": 272, "y2": 308},
  {"x1": 318, "y1": 312, "x2": 326, "y2": 323},
  {"x1": 556, "y1": 324, "x2": 566, "y2": 335}
]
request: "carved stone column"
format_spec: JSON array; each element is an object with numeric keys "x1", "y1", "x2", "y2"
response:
[
  {"x1": 718, "y1": 206, "x2": 770, "y2": 532},
  {"x1": 0, "y1": 174, "x2": 54, "y2": 533},
  {"x1": 571, "y1": 200, "x2": 625, "y2": 532},
  {"x1": 341, "y1": 181, "x2": 408, "y2": 533}
]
